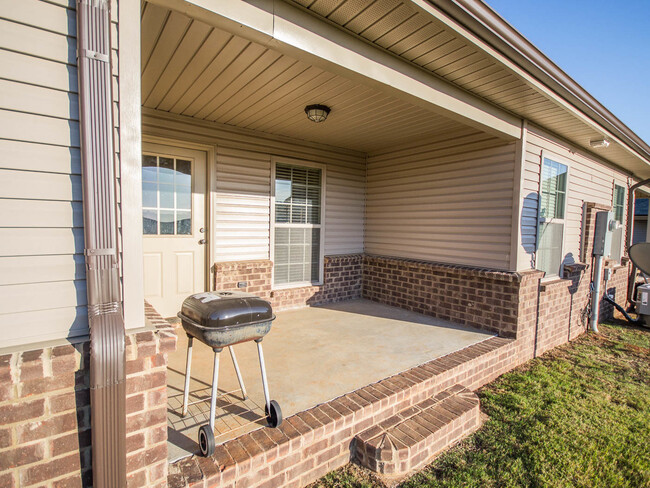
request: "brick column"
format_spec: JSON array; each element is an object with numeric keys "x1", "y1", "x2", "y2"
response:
[{"x1": 0, "y1": 305, "x2": 177, "y2": 488}]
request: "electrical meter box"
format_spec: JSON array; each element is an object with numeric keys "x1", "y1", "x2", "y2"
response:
[
  {"x1": 593, "y1": 211, "x2": 618, "y2": 257},
  {"x1": 635, "y1": 283, "x2": 650, "y2": 325}
]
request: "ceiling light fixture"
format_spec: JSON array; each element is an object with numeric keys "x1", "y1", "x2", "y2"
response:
[
  {"x1": 589, "y1": 137, "x2": 610, "y2": 149},
  {"x1": 305, "y1": 104, "x2": 330, "y2": 123}
]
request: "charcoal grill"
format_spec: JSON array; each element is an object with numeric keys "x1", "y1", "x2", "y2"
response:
[{"x1": 177, "y1": 291, "x2": 282, "y2": 456}]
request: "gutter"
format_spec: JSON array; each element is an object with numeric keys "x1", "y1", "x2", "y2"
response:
[
  {"x1": 76, "y1": 0, "x2": 127, "y2": 486},
  {"x1": 427, "y1": 0, "x2": 650, "y2": 163}
]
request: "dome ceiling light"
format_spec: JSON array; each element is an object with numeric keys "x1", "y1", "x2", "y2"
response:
[{"x1": 304, "y1": 104, "x2": 330, "y2": 123}]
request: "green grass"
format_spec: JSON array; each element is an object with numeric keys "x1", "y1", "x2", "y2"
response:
[{"x1": 311, "y1": 322, "x2": 650, "y2": 488}]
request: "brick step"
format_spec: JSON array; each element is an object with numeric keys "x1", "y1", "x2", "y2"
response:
[{"x1": 354, "y1": 384, "x2": 480, "y2": 477}]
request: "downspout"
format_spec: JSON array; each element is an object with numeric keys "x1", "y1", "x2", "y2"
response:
[
  {"x1": 626, "y1": 178, "x2": 650, "y2": 304},
  {"x1": 76, "y1": 1, "x2": 127, "y2": 486}
]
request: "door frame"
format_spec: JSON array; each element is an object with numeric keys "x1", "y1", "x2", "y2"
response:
[{"x1": 142, "y1": 135, "x2": 215, "y2": 292}]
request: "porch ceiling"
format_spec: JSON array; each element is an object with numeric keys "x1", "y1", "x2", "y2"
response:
[
  {"x1": 288, "y1": 0, "x2": 650, "y2": 177},
  {"x1": 141, "y1": 2, "x2": 469, "y2": 153}
]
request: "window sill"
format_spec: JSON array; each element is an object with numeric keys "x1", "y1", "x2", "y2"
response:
[
  {"x1": 540, "y1": 276, "x2": 571, "y2": 291},
  {"x1": 272, "y1": 281, "x2": 322, "y2": 291}
]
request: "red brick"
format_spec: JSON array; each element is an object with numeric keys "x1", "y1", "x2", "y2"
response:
[
  {"x1": 145, "y1": 442, "x2": 167, "y2": 465},
  {"x1": 0, "y1": 442, "x2": 44, "y2": 471},
  {"x1": 126, "y1": 469, "x2": 146, "y2": 488},
  {"x1": 126, "y1": 432, "x2": 145, "y2": 453},
  {"x1": 20, "y1": 373, "x2": 75, "y2": 398},
  {"x1": 21, "y1": 453, "x2": 80, "y2": 485},
  {"x1": 0, "y1": 473, "x2": 14, "y2": 488},
  {"x1": 126, "y1": 406, "x2": 166, "y2": 432},
  {"x1": 50, "y1": 429, "x2": 91, "y2": 457},
  {"x1": 17, "y1": 412, "x2": 77, "y2": 443},
  {"x1": 0, "y1": 427, "x2": 12, "y2": 449},
  {"x1": 49, "y1": 391, "x2": 77, "y2": 414},
  {"x1": 52, "y1": 475, "x2": 83, "y2": 488},
  {"x1": 126, "y1": 392, "x2": 145, "y2": 415},
  {"x1": 0, "y1": 398, "x2": 45, "y2": 424}
]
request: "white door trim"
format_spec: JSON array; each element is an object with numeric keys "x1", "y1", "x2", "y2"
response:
[{"x1": 142, "y1": 135, "x2": 216, "y2": 292}]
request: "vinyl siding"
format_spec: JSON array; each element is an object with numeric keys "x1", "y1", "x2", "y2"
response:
[
  {"x1": 214, "y1": 146, "x2": 365, "y2": 262},
  {"x1": 366, "y1": 129, "x2": 517, "y2": 270},
  {"x1": 520, "y1": 125, "x2": 630, "y2": 269},
  {"x1": 143, "y1": 111, "x2": 365, "y2": 264},
  {"x1": 0, "y1": 0, "x2": 119, "y2": 347}
]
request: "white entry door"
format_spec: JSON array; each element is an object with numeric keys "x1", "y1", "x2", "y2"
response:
[{"x1": 142, "y1": 143, "x2": 207, "y2": 317}]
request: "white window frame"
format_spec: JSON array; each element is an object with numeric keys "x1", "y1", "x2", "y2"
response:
[
  {"x1": 536, "y1": 151, "x2": 569, "y2": 279},
  {"x1": 611, "y1": 181, "x2": 627, "y2": 262},
  {"x1": 270, "y1": 158, "x2": 326, "y2": 289}
]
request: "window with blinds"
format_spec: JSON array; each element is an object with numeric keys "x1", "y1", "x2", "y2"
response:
[
  {"x1": 537, "y1": 157, "x2": 568, "y2": 277},
  {"x1": 273, "y1": 163, "x2": 323, "y2": 286}
]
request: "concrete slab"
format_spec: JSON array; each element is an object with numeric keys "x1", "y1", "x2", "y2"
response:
[{"x1": 166, "y1": 299, "x2": 492, "y2": 461}]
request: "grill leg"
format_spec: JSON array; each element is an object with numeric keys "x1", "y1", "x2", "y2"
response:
[
  {"x1": 209, "y1": 348, "x2": 221, "y2": 432},
  {"x1": 255, "y1": 339, "x2": 271, "y2": 413},
  {"x1": 181, "y1": 335, "x2": 193, "y2": 417},
  {"x1": 228, "y1": 346, "x2": 247, "y2": 400}
]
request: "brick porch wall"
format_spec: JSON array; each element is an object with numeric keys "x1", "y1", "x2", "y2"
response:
[
  {"x1": 213, "y1": 254, "x2": 363, "y2": 311},
  {"x1": 0, "y1": 305, "x2": 177, "y2": 487},
  {"x1": 363, "y1": 255, "x2": 521, "y2": 337}
]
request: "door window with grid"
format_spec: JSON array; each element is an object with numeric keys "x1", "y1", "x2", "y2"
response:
[
  {"x1": 537, "y1": 158, "x2": 568, "y2": 277},
  {"x1": 142, "y1": 155, "x2": 192, "y2": 235},
  {"x1": 273, "y1": 163, "x2": 323, "y2": 285}
]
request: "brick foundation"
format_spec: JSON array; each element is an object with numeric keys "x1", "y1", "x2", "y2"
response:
[
  {"x1": 213, "y1": 254, "x2": 362, "y2": 311},
  {"x1": 168, "y1": 335, "x2": 517, "y2": 488},
  {"x1": 0, "y1": 305, "x2": 177, "y2": 487},
  {"x1": 363, "y1": 255, "x2": 521, "y2": 337}
]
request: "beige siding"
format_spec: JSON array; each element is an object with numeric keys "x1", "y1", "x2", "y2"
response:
[
  {"x1": 214, "y1": 146, "x2": 365, "y2": 262},
  {"x1": 366, "y1": 129, "x2": 517, "y2": 270},
  {"x1": 144, "y1": 111, "x2": 366, "y2": 263},
  {"x1": 0, "y1": 0, "x2": 119, "y2": 347},
  {"x1": 215, "y1": 147, "x2": 272, "y2": 261},
  {"x1": 520, "y1": 125, "x2": 630, "y2": 269}
]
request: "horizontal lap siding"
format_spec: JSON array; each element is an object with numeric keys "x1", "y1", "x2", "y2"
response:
[
  {"x1": 216, "y1": 148, "x2": 272, "y2": 261},
  {"x1": 522, "y1": 125, "x2": 629, "y2": 266},
  {"x1": 0, "y1": 0, "x2": 120, "y2": 346},
  {"x1": 215, "y1": 146, "x2": 365, "y2": 262},
  {"x1": 366, "y1": 130, "x2": 516, "y2": 269}
]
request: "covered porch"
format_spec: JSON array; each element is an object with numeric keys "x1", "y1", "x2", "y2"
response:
[
  {"x1": 136, "y1": 0, "x2": 524, "y2": 482},
  {"x1": 165, "y1": 298, "x2": 493, "y2": 461}
]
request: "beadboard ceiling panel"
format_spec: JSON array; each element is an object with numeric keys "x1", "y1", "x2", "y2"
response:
[
  {"x1": 289, "y1": 0, "x2": 643, "y2": 171},
  {"x1": 141, "y1": 2, "x2": 467, "y2": 153}
]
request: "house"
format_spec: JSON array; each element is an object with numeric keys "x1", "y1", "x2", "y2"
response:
[{"x1": 2, "y1": 0, "x2": 650, "y2": 486}]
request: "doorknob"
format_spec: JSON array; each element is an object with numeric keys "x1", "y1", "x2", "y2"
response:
[
  {"x1": 199, "y1": 227, "x2": 205, "y2": 233},
  {"x1": 198, "y1": 239, "x2": 206, "y2": 245}
]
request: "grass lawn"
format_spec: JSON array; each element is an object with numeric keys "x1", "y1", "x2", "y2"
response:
[{"x1": 311, "y1": 322, "x2": 650, "y2": 488}]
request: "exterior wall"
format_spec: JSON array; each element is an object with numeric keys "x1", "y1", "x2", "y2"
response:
[
  {"x1": 363, "y1": 255, "x2": 520, "y2": 337},
  {"x1": 0, "y1": 0, "x2": 121, "y2": 346},
  {"x1": 142, "y1": 111, "x2": 366, "y2": 265},
  {"x1": 214, "y1": 254, "x2": 363, "y2": 311},
  {"x1": 214, "y1": 146, "x2": 365, "y2": 262},
  {"x1": 0, "y1": 304, "x2": 176, "y2": 487},
  {"x1": 365, "y1": 128, "x2": 517, "y2": 270},
  {"x1": 520, "y1": 124, "x2": 631, "y2": 271}
]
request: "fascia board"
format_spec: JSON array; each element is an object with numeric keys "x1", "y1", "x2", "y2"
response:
[{"x1": 410, "y1": 0, "x2": 650, "y2": 172}]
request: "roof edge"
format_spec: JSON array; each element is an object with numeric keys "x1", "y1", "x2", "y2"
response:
[{"x1": 427, "y1": 0, "x2": 650, "y2": 163}]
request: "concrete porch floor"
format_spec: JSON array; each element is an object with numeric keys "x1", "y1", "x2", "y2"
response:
[{"x1": 165, "y1": 299, "x2": 493, "y2": 462}]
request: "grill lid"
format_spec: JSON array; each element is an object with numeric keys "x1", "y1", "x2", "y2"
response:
[{"x1": 179, "y1": 291, "x2": 274, "y2": 328}]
